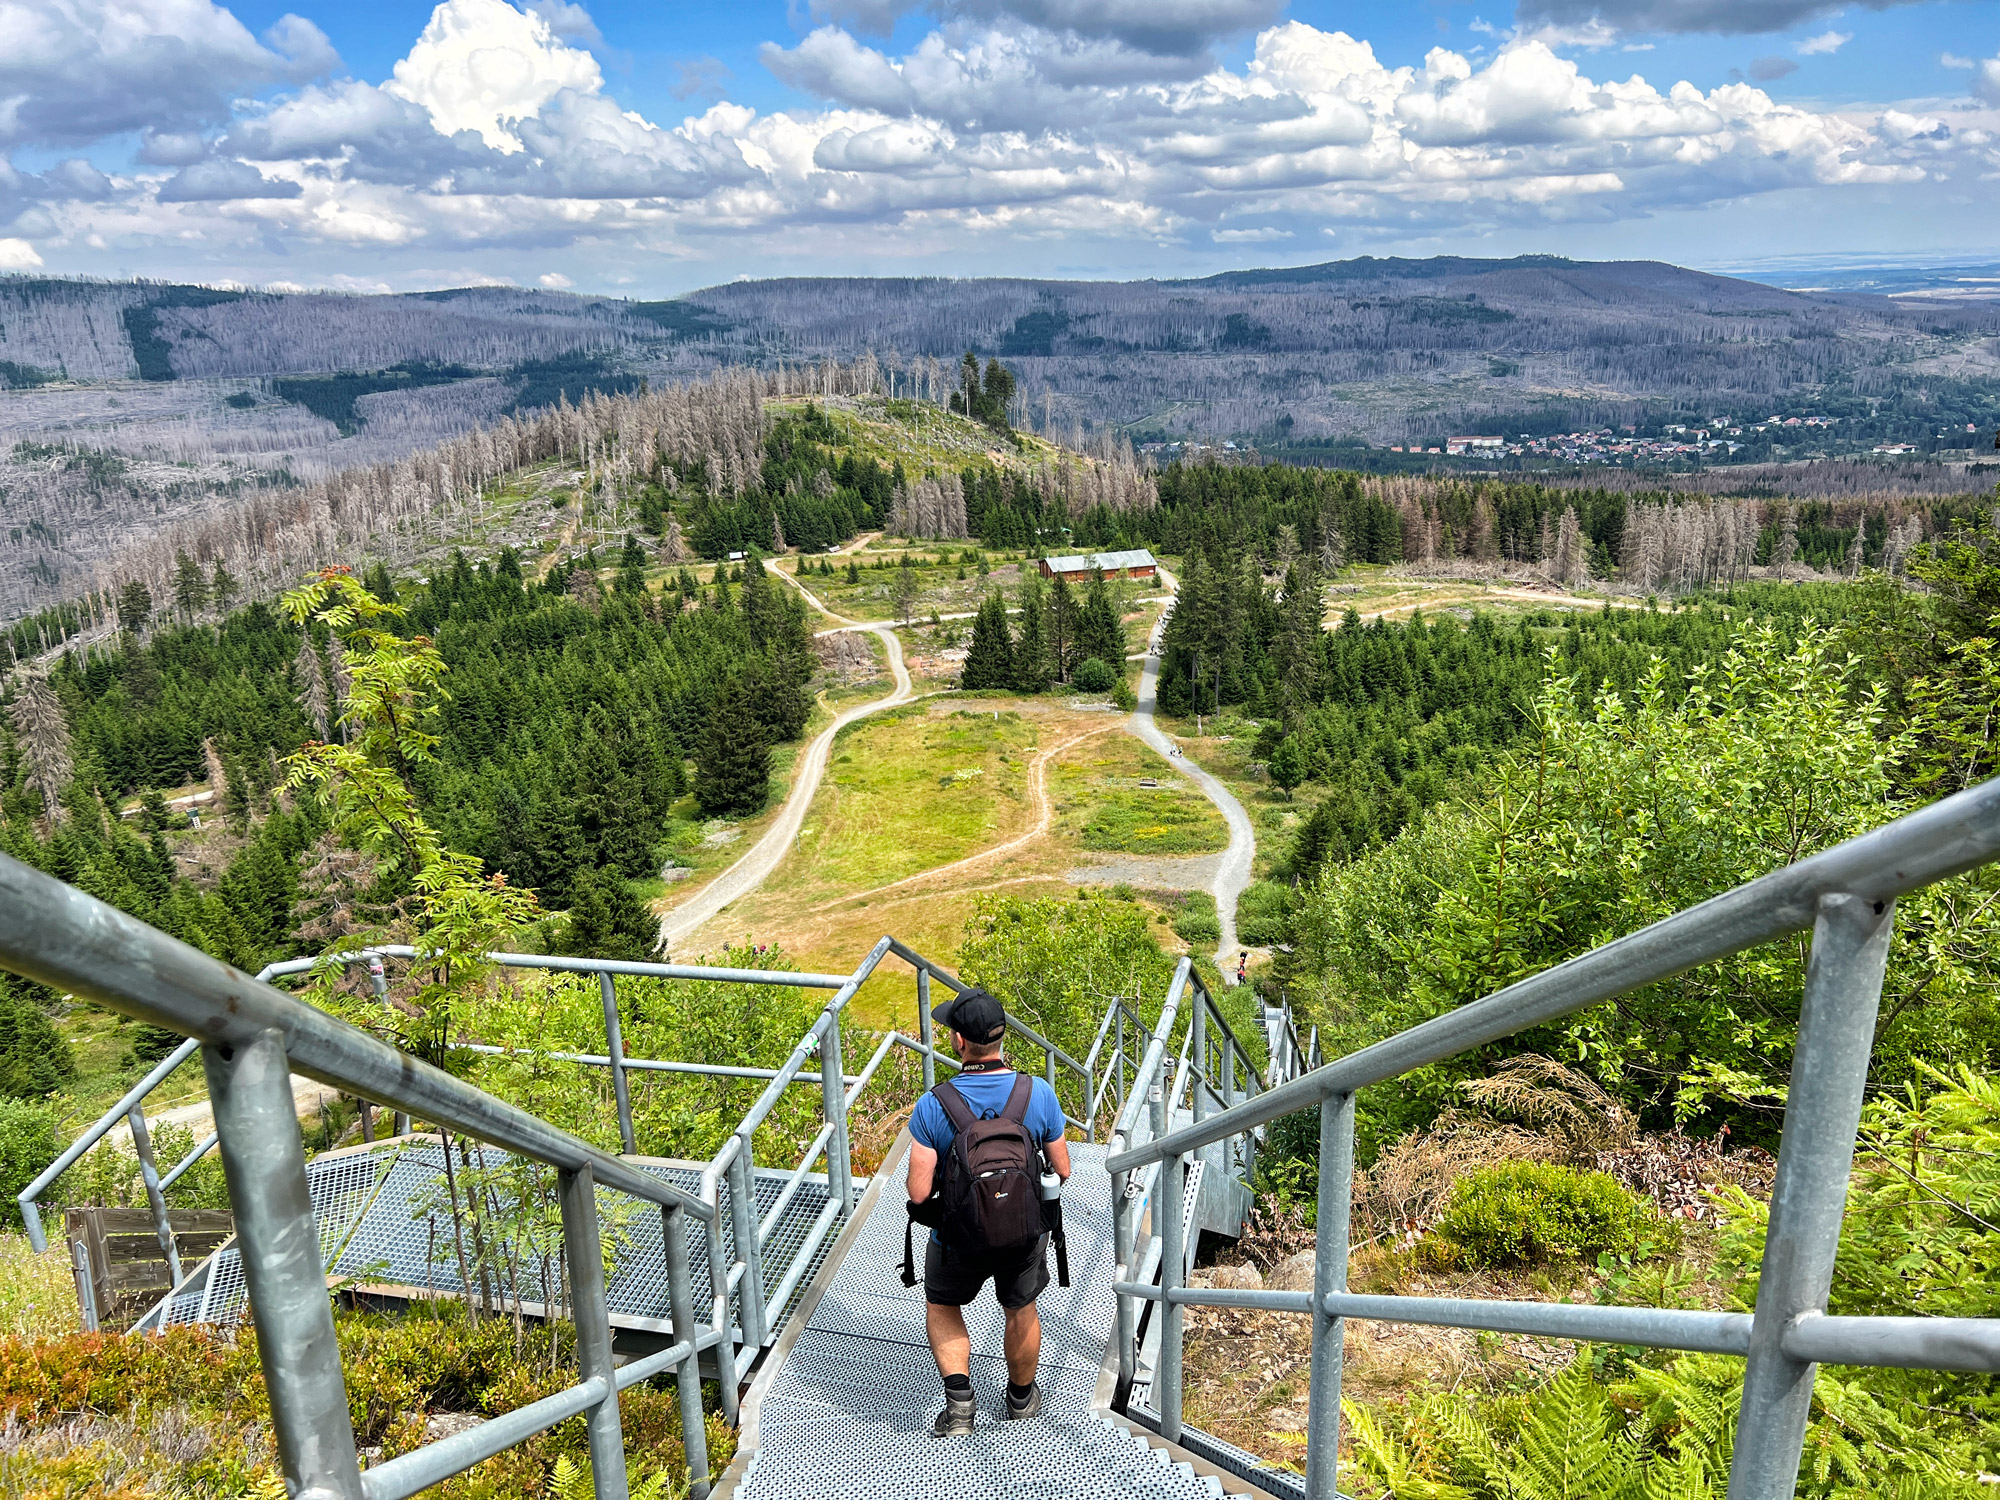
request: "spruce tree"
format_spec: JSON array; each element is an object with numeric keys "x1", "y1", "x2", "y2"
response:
[
  {"x1": 1047, "y1": 573, "x2": 1077, "y2": 682},
  {"x1": 695, "y1": 689, "x2": 772, "y2": 815},
  {"x1": 960, "y1": 594, "x2": 1015, "y2": 690},
  {"x1": 173, "y1": 550, "x2": 209, "y2": 621},
  {"x1": 0, "y1": 979, "x2": 74, "y2": 1098},
  {"x1": 557, "y1": 866, "x2": 659, "y2": 962},
  {"x1": 1076, "y1": 577, "x2": 1125, "y2": 670},
  {"x1": 1012, "y1": 573, "x2": 1050, "y2": 693},
  {"x1": 617, "y1": 534, "x2": 648, "y2": 594}
]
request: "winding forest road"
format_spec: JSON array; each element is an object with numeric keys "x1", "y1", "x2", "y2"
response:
[
  {"x1": 1130, "y1": 571, "x2": 1257, "y2": 983},
  {"x1": 660, "y1": 557, "x2": 1257, "y2": 979},
  {"x1": 656, "y1": 564, "x2": 914, "y2": 950}
]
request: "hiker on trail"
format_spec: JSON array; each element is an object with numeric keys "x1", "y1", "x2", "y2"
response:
[{"x1": 904, "y1": 987, "x2": 1071, "y2": 1435}]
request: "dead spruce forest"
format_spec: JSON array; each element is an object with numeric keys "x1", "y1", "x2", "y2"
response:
[{"x1": 2, "y1": 253, "x2": 1999, "y2": 624}]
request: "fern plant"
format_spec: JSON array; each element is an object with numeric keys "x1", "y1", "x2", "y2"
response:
[
  {"x1": 547, "y1": 1454, "x2": 682, "y2": 1500},
  {"x1": 1343, "y1": 1354, "x2": 1985, "y2": 1500}
]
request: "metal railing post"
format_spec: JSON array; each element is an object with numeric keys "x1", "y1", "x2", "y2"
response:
[
  {"x1": 1115, "y1": 1007, "x2": 1127, "y2": 1117},
  {"x1": 370, "y1": 954, "x2": 411, "y2": 1136},
  {"x1": 728, "y1": 1141, "x2": 769, "y2": 1351},
  {"x1": 1159, "y1": 1141, "x2": 1187, "y2": 1442},
  {"x1": 1305, "y1": 1090, "x2": 1355, "y2": 1500},
  {"x1": 917, "y1": 968, "x2": 935, "y2": 1092},
  {"x1": 126, "y1": 1104, "x2": 182, "y2": 1288},
  {"x1": 1112, "y1": 1162, "x2": 1136, "y2": 1398},
  {"x1": 600, "y1": 972, "x2": 636, "y2": 1156},
  {"x1": 202, "y1": 1029, "x2": 363, "y2": 1499},
  {"x1": 1727, "y1": 894, "x2": 1897, "y2": 1500},
  {"x1": 820, "y1": 1019, "x2": 853, "y2": 1216},
  {"x1": 559, "y1": 1164, "x2": 628, "y2": 1500},
  {"x1": 70, "y1": 1239, "x2": 98, "y2": 1332},
  {"x1": 661, "y1": 1203, "x2": 711, "y2": 1498},
  {"x1": 700, "y1": 1166, "x2": 740, "y2": 1424},
  {"x1": 1191, "y1": 1000, "x2": 1208, "y2": 1124}
]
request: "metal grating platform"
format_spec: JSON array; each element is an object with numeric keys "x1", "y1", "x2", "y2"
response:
[
  {"x1": 734, "y1": 1144, "x2": 1249, "y2": 1500},
  {"x1": 154, "y1": 1141, "x2": 841, "y2": 1338}
]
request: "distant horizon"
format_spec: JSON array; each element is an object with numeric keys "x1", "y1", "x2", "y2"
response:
[{"x1": 11, "y1": 248, "x2": 2000, "y2": 302}]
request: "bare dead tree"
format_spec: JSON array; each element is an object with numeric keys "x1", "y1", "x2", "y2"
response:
[{"x1": 10, "y1": 674, "x2": 72, "y2": 824}]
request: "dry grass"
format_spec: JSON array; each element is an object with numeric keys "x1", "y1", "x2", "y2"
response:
[
  {"x1": 0, "y1": 1234, "x2": 82, "y2": 1339},
  {"x1": 0, "y1": 1408, "x2": 275, "y2": 1499}
]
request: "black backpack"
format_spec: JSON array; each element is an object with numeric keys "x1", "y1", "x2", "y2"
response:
[
  {"x1": 902, "y1": 1074, "x2": 1067, "y2": 1288},
  {"x1": 933, "y1": 1074, "x2": 1043, "y2": 1252}
]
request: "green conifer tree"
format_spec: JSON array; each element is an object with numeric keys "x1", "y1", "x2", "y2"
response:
[
  {"x1": 617, "y1": 534, "x2": 648, "y2": 594},
  {"x1": 960, "y1": 594, "x2": 1015, "y2": 690},
  {"x1": 1076, "y1": 576, "x2": 1125, "y2": 670},
  {"x1": 557, "y1": 866, "x2": 659, "y2": 962},
  {"x1": 694, "y1": 689, "x2": 772, "y2": 815},
  {"x1": 1012, "y1": 573, "x2": 1050, "y2": 693},
  {"x1": 0, "y1": 979, "x2": 74, "y2": 1098}
]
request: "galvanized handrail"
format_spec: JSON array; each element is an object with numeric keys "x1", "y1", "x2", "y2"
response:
[
  {"x1": 0, "y1": 852, "x2": 732, "y2": 1500},
  {"x1": 1105, "y1": 775, "x2": 2000, "y2": 1500}
]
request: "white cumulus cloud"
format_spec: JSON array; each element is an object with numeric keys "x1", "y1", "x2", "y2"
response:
[
  {"x1": 386, "y1": 0, "x2": 601, "y2": 151},
  {"x1": 1, "y1": 0, "x2": 1984, "y2": 280},
  {"x1": 0, "y1": 0, "x2": 338, "y2": 150},
  {"x1": 1976, "y1": 54, "x2": 2000, "y2": 106},
  {"x1": 1797, "y1": 30, "x2": 1850, "y2": 55}
]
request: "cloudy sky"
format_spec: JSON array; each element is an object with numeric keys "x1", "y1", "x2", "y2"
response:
[{"x1": 5, "y1": 0, "x2": 1997, "y2": 294}]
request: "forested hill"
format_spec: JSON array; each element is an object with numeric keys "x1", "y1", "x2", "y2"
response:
[
  {"x1": 5, "y1": 259, "x2": 1998, "y2": 620},
  {"x1": 676, "y1": 254, "x2": 2000, "y2": 441},
  {"x1": 0, "y1": 543, "x2": 821, "y2": 1005}
]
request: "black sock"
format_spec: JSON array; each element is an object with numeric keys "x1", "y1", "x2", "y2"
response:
[
  {"x1": 1008, "y1": 1381, "x2": 1035, "y2": 1402},
  {"x1": 943, "y1": 1373, "x2": 973, "y2": 1396}
]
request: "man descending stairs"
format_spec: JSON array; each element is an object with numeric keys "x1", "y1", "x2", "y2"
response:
[{"x1": 720, "y1": 1136, "x2": 1253, "y2": 1500}]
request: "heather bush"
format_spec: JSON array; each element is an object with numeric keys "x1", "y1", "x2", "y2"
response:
[{"x1": 1428, "y1": 1161, "x2": 1658, "y2": 1268}]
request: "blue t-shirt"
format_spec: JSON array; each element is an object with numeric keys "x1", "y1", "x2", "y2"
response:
[{"x1": 910, "y1": 1070, "x2": 1066, "y2": 1159}]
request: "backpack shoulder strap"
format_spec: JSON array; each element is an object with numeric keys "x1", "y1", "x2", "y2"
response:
[
  {"x1": 999, "y1": 1072, "x2": 1034, "y2": 1126},
  {"x1": 932, "y1": 1078, "x2": 978, "y2": 1134}
]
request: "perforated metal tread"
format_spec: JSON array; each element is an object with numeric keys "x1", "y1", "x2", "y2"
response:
[
  {"x1": 154, "y1": 1142, "x2": 839, "y2": 1337},
  {"x1": 736, "y1": 1144, "x2": 1246, "y2": 1500}
]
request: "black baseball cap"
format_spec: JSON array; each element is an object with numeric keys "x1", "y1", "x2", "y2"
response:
[{"x1": 932, "y1": 986, "x2": 1007, "y2": 1045}]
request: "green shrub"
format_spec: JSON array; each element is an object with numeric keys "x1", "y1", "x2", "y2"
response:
[
  {"x1": 1073, "y1": 656, "x2": 1116, "y2": 692},
  {"x1": 0, "y1": 1100, "x2": 59, "y2": 1228},
  {"x1": 1235, "y1": 880, "x2": 1294, "y2": 946},
  {"x1": 1169, "y1": 891, "x2": 1220, "y2": 945},
  {"x1": 1430, "y1": 1161, "x2": 1655, "y2": 1267}
]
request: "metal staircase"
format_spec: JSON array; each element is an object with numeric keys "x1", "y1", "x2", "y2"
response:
[{"x1": 5, "y1": 772, "x2": 2000, "y2": 1500}]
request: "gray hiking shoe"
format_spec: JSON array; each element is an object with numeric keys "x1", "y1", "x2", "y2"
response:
[
  {"x1": 932, "y1": 1391, "x2": 977, "y2": 1436},
  {"x1": 1005, "y1": 1382, "x2": 1043, "y2": 1420}
]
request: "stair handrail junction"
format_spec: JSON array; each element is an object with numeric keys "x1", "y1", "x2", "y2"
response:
[{"x1": 1105, "y1": 775, "x2": 2000, "y2": 1500}]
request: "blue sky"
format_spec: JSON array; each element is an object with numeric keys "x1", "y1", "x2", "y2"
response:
[{"x1": 4, "y1": 0, "x2": 1996, "y2": 294}]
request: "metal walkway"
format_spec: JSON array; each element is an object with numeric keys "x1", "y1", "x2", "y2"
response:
[
  {"x1": 147, "y1": 1141, "x2": 837, "y2": 1343},
  {"x1": 730, "y1": 1142, "x2": 1249, "y2": 1500}
]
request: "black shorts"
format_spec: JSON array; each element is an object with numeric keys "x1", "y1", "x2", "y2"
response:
[{"x1": 923, "y1": 1234, "x2": 1050, "y2": 1310}]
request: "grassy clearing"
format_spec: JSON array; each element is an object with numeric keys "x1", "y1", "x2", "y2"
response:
[
  {"x1": 766, "y1": 394, "x2": 1068, "y2": 474},
  {"x1": 1156, "y1": 714, "x2": 1296, "y2": 880},
  {"x1": 787, "y1": 704, "x2": 1039, "y2": 898},
  {"x1": 792, "y1": 552, "x2": 1024, "y2": 623},
  {"x1": 1053, "y1": 734, "x2": 1229, "y2": 856},
  {"x1": 1322, "y1": 562, "x2": 1628, "y2": 626}
]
